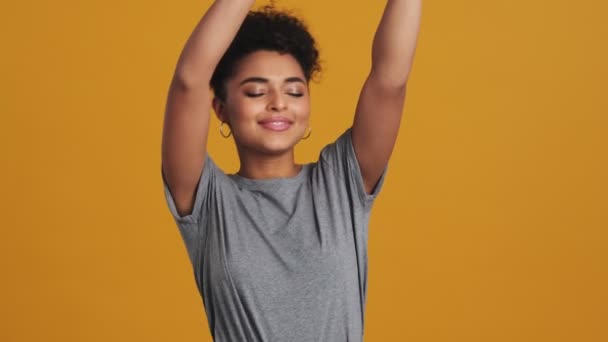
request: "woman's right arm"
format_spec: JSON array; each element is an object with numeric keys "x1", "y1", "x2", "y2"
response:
[{"x1": 161, "y1": 0, "x2": 255, "y2": 217}]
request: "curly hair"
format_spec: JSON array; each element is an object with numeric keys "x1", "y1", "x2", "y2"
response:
[{"x1": 210, "y1": 5, "x2": 322, "y2": 102}]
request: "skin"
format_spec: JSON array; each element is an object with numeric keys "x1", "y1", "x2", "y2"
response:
[
  {"x1": 352, "y1": 0, "x2": 422, "y2": 194},
  {"x1": 212, "y1": 50, "x2": 311, "y2": 180},
  {"x1": 162, "y1": 0, "x2": 422, "y2": 217}
]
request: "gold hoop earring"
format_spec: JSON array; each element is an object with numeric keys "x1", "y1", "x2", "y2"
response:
[
  {"x1": 219, "y1": 121, "x2": 232, "y2": 138},
  {"x1": 301, "y1": 127, "x2": 312, "y2": 140}
]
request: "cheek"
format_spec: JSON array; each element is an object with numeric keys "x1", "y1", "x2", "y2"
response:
[
  {"x1": 295, "y1": 101, "x2": 311, "y2": 120},
  {"x1": 229, "y1": 100, "x2": 263, "y2": 121}
]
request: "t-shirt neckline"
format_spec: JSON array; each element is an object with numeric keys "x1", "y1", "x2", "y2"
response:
[{"x1": 228, "y1": 163, "x2": 311, "y2": 190}]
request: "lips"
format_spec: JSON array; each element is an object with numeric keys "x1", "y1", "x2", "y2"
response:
[{"x1": 258, "y1": 116, "x2": 293, "y2": 132}]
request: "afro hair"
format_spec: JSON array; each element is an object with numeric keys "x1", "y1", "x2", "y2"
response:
[{"x1": 210, "y1": 5, "x2": 322, "y2": 102}]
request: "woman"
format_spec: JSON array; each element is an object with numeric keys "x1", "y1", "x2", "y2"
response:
[{"x1": 161, "y1": 1, "x2": 421, "y2": 341}]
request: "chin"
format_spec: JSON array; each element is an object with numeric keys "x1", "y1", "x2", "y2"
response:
[
  {"x1": 258, "y1": 141, "x2": 297, "y2": 155},
  {"x1": 235, "y1": 128, "x2": 303, "y2": 155},
  {"x1": 254, "y1": 135, "x2": 299, "y2": 155}
]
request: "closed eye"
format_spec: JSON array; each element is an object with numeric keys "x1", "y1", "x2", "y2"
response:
[
  {"x1": 245, "y1": 92, "x2": 303, "y2": 98},
  {"x1": 245, "y1": 93, "x2": 265, "y2": 97}
]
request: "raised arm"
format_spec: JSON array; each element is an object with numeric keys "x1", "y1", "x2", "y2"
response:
[
  {"x1": 161, "y1": 0, "x2": 255, "y2": 217},
  {"x1": 351, "y1": 0, "x2": 422, "y2": 193}
]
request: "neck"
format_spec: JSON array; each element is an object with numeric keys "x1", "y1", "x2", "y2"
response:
[{"x1": 236, "y1": 148, "x2": 301, "y2": 180}]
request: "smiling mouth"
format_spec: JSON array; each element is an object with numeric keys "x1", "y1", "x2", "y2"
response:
[{"x1": 259, "y1": 120, "x2": 292, "y2": 131}]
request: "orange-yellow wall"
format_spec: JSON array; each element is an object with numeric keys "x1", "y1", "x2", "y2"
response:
[{"x1": 2, "y1": 0, "x2": 607, "y2": 341}]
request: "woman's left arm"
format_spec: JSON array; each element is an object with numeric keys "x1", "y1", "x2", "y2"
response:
[{"x1": 352, "y1": 0, "x2": 422, "y2": 193}]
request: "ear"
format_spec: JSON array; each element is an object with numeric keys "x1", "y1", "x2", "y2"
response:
[{"x1": 212, "y1": 96, "x2": 227, "y2": 122}]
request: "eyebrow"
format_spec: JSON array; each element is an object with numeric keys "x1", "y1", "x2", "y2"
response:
[{"x1": 239, "y1": 76, "x2": 306, "y2": 86}]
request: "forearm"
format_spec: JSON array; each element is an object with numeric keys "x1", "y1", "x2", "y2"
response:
[
  {"x1": 174, "y1": 0, "x2": 255, "y2": 87},
  {"x1": 371, "y1": 0, "x2": 422, "y2": 86}
]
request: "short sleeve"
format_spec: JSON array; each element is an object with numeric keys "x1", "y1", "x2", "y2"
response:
[
  {"x1": 320, "y1": 127, "x2": 388, "y2": 206},
  {"x1": 161, "y1": 153, "x2": 216, "y2": 225},
  {"x1": 161, "y1": 154, "x2": 218, "y2": 267}
]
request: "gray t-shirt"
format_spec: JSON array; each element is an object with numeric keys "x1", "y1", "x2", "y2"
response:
[{"x1": 162, "y1": 127, "x2": 387, "y2": 342}]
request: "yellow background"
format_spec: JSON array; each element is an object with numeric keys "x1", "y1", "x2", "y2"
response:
[{"x1": 2, "y1": 0, "x2": 607, "y2": 340}]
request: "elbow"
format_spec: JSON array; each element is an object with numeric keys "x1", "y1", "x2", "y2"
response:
[
  {"x1": 173, "y1": 76, "x2": 208, "y2": 91},
  {"x1": 370, "y1": 53, "x2": 413, "y2": 89},
  {"x1": 173, "y1": 67, "x2": 211, "y2": 90},
  {"x1": 367, "y1": 68, "x2": 409, "y2": 91}
]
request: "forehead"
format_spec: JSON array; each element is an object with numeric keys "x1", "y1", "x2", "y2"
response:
[{"x1": 231, "y1": 50, "x2": 305, "y2": 82}]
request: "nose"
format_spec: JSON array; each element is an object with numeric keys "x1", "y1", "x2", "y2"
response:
[{"x1": 267, "y1": 91, "x2": 287, "y2": 112}]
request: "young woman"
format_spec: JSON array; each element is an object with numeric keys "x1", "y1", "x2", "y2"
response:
[{"x1": 161, "y1": 1, "x2": 421, "y2": 341}]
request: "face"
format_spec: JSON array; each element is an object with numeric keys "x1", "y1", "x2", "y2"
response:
[{"x1": 213, "y1": 50, "x2": 311, "y2": 156}]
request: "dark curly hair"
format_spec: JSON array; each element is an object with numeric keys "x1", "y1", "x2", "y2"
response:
[{"x1": 210, "y1": 5, "x2": 322, "y2": 102}]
